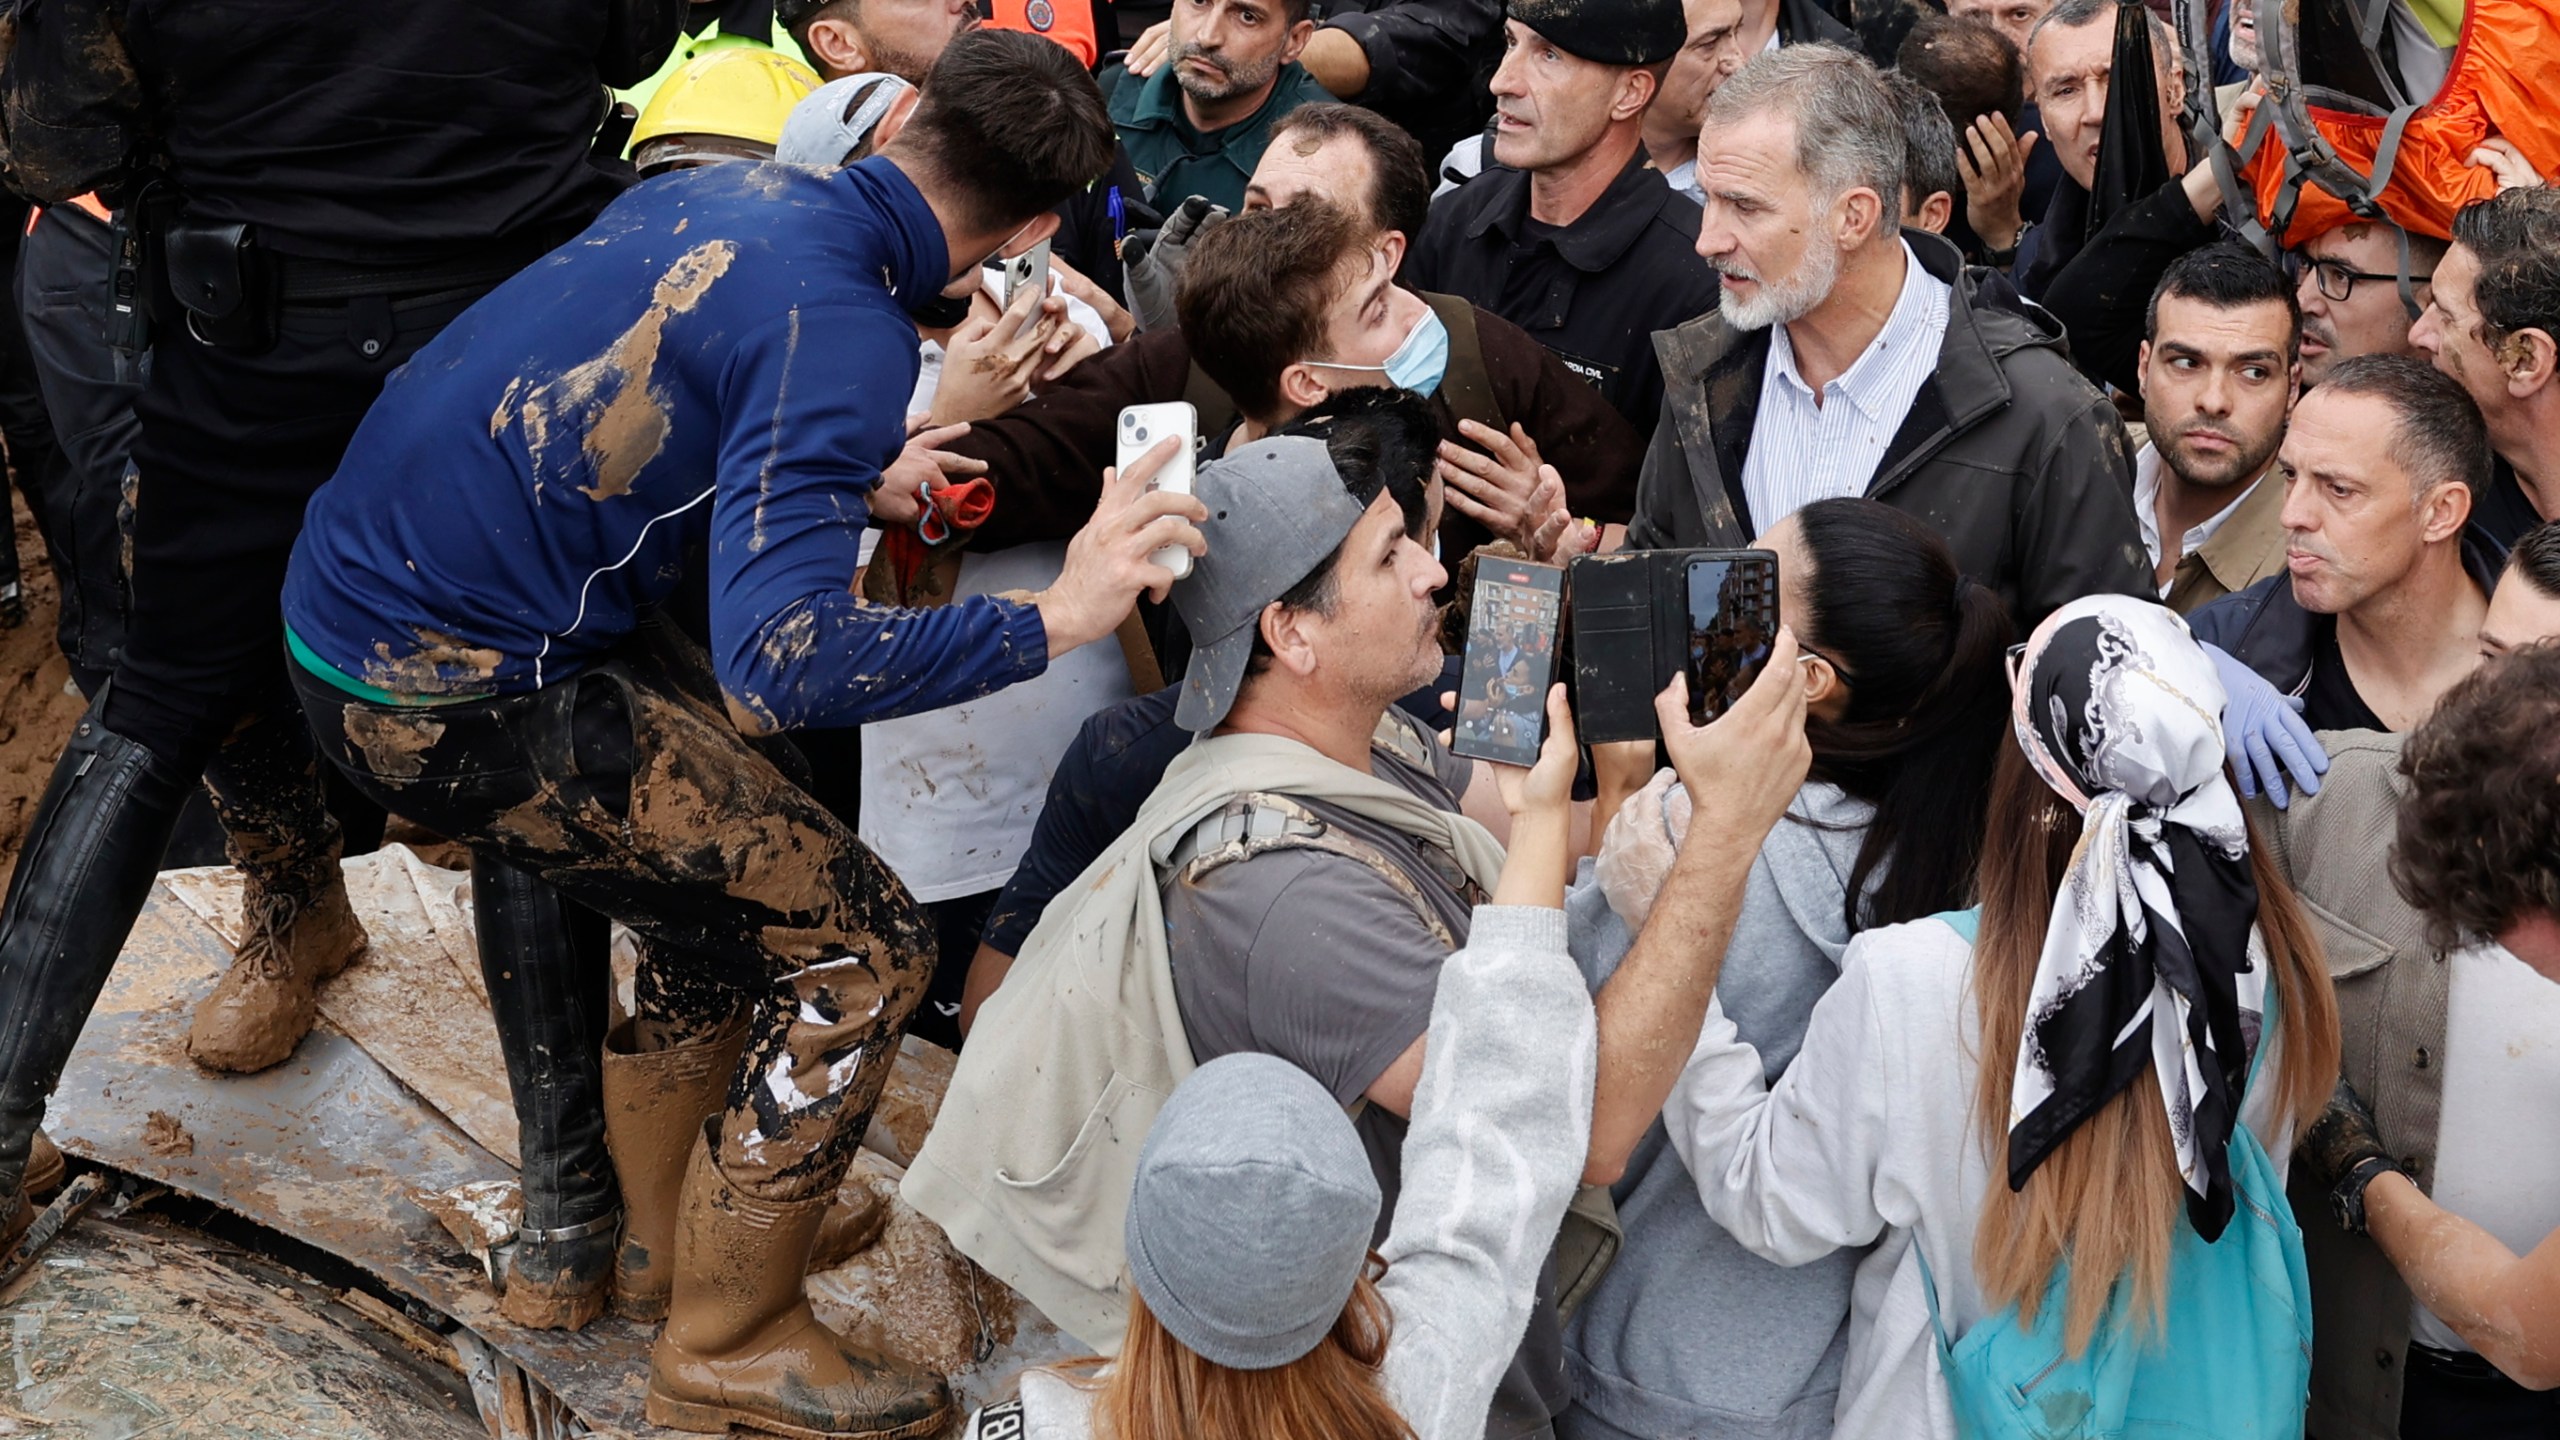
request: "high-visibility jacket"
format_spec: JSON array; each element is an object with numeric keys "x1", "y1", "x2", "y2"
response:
[
  {"x1": 985, "y1": 0, "x2": 1099, "y2": 67},
  {"x1": 2245, "y1": 0, "x2": 2560, "y2": 241}
]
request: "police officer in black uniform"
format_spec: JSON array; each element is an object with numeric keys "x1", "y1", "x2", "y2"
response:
[
  {"x1": 0, "y1": 0, "x2": 686, "y2": 1243},
  {"x1": 1404, "y1": 0, "x2": 1721, "y2": 439}
]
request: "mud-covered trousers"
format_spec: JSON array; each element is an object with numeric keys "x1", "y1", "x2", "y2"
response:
[{"x1": 290, "y1": 633, "x2": 938, "y2": 1204}]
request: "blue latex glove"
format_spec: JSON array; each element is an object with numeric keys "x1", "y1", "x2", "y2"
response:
[{"x1": 2203, "y1": 643, "x2": 2329, "y2": 809}]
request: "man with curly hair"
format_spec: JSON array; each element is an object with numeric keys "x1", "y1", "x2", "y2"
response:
[{"x1": 2252, "y1": 523, "x2": 2560, "y2": 1440}]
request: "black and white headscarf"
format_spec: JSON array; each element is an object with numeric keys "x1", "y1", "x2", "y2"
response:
[{"x1": 2006, "y1": 596, "x2": 2263, "y2": 1241}]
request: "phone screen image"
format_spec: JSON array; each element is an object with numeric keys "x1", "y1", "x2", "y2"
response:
[
  {"x1": 1685, "y1": 552, "x2": 1778, "y2": 727},
  {"x1": 1451, "y1": 562, "x2": 1564, "y2": 768}
]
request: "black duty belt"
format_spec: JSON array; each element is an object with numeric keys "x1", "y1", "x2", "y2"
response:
[{"x1": 272, "y1": 230, "x2": 576, "y2": 304}]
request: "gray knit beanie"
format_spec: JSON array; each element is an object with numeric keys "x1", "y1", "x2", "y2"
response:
[{"x1": 1124, "y1": 1053, "x2": 1383, "y2": 1371}]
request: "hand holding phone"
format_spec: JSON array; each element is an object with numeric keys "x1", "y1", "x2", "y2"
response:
[
  {"x1": 986, "y1": 237, "x2": 1053, "y2": 310},
  {"x1": 1653, "y1": 626, "x2": 1812, "y2": 845},
  {"x1": 1683, "y1": 551, "x2": 1780, "y2": 727},
  {"x1": 1450, "y1": 560, "x2": 1564, "y2": 767},
  {"x1": 1116, "y1": 402, "x2": 1198, "y2": 580}
]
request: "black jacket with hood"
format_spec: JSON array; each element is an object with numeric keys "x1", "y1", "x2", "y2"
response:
[{"x1": 1626, "y1": 229, "x2": 2152, "y2": 629}]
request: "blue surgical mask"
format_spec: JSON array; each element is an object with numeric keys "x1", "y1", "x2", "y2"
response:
[{"x1": 1312, "y1": 304, "x2": 1450, "y2": 396}]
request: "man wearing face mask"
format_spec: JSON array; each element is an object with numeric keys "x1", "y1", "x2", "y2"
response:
[
  {"x1": 930, "y1": 104, "x2": 1646, "y2": 583},
  {"x1": 1403, "y1": 0, "x2": 1721, "y2": 439}
]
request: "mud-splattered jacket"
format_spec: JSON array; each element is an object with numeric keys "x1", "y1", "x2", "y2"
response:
[
  {"x1": 1626, "y1": 229, "x2": 2152, "y2": 631},
  {"x1": 284, "y1": 157, "x2": 1051, "y2": 730}
]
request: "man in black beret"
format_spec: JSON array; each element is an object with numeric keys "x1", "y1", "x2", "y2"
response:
[{"x1": 1404, "y1": 0, "x2": 1721, "y2": 442}]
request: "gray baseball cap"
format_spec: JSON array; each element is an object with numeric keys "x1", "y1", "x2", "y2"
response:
[
  {"x1": 777, "y1": 72, "x2": 914, "y2": 167},
  {"x1": 1171, "y1": 435, "x2": 1372, "y2": 733},
  {"x1": 1125, "y1": 1053, "x2": 1382, "y2": 1370}
]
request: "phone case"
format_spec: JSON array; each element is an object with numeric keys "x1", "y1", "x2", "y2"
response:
[
  {"x1": 1568, "y1": 553, "x2": 1683, "y2": 744},
  {"x1": 1118, "y1": 402, "x2": 1197, "y2": 580}
]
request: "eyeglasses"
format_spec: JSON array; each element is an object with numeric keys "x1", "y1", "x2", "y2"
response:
[{"x1": 2287, "y1": 252, "x2": 2431, "y2": 303}]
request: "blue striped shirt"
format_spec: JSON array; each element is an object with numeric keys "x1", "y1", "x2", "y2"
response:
[{"x1": 1739, "y1": 241, "x2": 1953, "y2": 530}]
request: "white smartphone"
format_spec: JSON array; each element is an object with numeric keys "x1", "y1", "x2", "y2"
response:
[
  {"x1": 1116, "y1": 401, "x2": 1198, "y2": 581},
  {"x1": 985, "y1": 238, "x2": 1052, "y2": 310}
]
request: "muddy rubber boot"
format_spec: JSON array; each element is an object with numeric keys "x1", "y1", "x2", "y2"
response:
[
  {"x1": 22, "y1": 1132, "x2": 63, "y2": 1198},
  {"x1": 607, "y1": 1020, "x2": 896, "y2": 1322},
  {"x1": 0, "y1": 708, "x2": 193, "y2": 1248},
  {"x1": 475, "y1": 857, "x2": 621, "y2": 1332},
  {"x1": 807, "y1": 1184, "x2": 892, "y2": 1272},
  {"x1": 605, "y1": 1016, "x2": 747, "y2": 1322},
  {"x1": 646, "y1": 1137, "x2": 951, "y2": 1439},
  {"x1": 0, "y1": 1133, "x2": 65, "y2": 1256},
  {"x1": 184, "y1": 873, "x2": 367, "y2": 1074}
]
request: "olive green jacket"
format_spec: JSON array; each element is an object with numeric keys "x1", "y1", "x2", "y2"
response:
[{"x1": 2252, "y1": 732, "x2": 2446, "y2": 1440}]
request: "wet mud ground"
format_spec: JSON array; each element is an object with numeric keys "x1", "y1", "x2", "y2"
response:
[{"x1": 2, "y1": 1203, "x2": 485, "y2": 1439}]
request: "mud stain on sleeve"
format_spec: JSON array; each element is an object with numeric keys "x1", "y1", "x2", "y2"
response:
[
  {"x1": 342, "y1": 709, "x2": 447, "y2": 781},
  {"x1": 487, "y1": 240, "x2": 740, "y2": 504}
]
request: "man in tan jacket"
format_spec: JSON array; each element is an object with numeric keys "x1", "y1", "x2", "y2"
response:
[
  {"x1": 2131, "y1": 246, "x2": 2297, "y2": 613},
  {"x1": 2259, "y1": 521, "x2": 2560, "y2": 1439}
]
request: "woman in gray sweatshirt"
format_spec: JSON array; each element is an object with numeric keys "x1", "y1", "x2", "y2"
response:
[{"x1": 1560, "y1": 499, "x2": 2015, "y2": 1440}]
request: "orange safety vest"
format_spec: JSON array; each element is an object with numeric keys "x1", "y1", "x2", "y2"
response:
[
  {"x1": 2244, "y1": 0, "x2": 2560, "y2": 241},
  {"x1": 985, "y1": 0, "x2": 1098, "y2": 67}
]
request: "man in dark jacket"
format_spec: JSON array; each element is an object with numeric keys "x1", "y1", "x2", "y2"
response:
[
  {"x1": 1627, "y1": 44, "x2": 2147, "y2": 627},
  {"x1": 2189, "y1": 356, "x2": 2500, "y2": 733},
  {"x1": 0, "y1": 0, "x2": 686, "y2": 1237},
  {"x1": 938, "y1": 108, "x2": 1647, "y2": 565},
  {"x1": 1404, "y1": 0, "x2": 1719, "y2": 439}
]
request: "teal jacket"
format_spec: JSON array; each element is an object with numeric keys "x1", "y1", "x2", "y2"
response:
[{"x1": 1102, "y1": 61, "x2": 1330, "y2": 213}]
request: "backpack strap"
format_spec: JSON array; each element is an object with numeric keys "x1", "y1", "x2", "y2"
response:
[
  {"x1": 1167, "y1": 791, "x2": 1475, "y2": 949},
  {"x1": 1420, "y1": 292, "x2": 1506, "y2": 435}
]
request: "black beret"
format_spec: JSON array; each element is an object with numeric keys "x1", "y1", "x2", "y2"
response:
[{"x1": 1506, "y1": 0, "x2": 1687, "y2": 66}]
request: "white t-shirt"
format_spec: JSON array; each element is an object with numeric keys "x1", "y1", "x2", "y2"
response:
[
  {"x1": 2412, "y1": 940, "x2": 2560, "y2": 1351},
  {"x1": 858, "y1": 279, "x2": 1132, "y2": 904}
]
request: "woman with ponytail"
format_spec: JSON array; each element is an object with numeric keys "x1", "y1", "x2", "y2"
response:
[
  {"x1": 1562, "y1": 497, "x2": 2017, "y2": 1440},
  {"x1": 1656, "y1": 594, "x2": 2339, "y2": 1439}
]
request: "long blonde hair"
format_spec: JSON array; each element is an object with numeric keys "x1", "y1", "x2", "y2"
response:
[
  {"x1": 1968, "y1": 743, "x2": 2339, "y2": 1353},
  {"x1": 1077, "y1": 1256, "x2": 1417, "y2": 1440}
]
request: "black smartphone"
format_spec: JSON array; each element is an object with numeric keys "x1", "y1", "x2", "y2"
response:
[
  {"x1": 1684, "y1": 550, "x2": 1780, "y2": 727},
  {"x1": 1450, "y1": 560, "x2": 1564, "y2": 767}
]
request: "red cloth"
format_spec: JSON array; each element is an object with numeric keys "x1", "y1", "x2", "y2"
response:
[{"x1": 876, "y1": 477, "x2": 996, "y2": 596}]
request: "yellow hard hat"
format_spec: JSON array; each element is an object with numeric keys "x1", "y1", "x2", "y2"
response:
[{"x1": 632, "y1": 47, "x2": 823, "y2": 155}]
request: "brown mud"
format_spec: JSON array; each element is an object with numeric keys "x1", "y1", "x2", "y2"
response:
[{"x1": 0, "y1": 495, "x2": 86, "y2": 880}]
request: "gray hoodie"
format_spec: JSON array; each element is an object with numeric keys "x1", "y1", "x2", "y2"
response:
[{"x1": 1561, "y1": 783, "x2": 1875, "y2": 1440}]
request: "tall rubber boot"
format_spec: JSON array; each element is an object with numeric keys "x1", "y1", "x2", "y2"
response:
[
  {"x1": 473, "y1": 855, "x2": 620, "y2": 1331},
  {"x1": 0, "y1": 710, "x2": 192, "y2": 1250},
  {"x1": 646, "y1": 1135, "x2": 951, "y2": 1439},
  {"x1": 605, "y1": 1019, "x2": 893, "y2": 1322}
]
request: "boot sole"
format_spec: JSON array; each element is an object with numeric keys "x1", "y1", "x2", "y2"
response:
[{"x1": 641, "y1": 1390, "x2": 953, "y2": 1440}]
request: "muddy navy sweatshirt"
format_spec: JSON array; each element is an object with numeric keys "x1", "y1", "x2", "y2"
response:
[{"x1": 284, "y1": 158, "x2": 1051, "y2": 730}]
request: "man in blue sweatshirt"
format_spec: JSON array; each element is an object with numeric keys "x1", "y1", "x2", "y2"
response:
[{"x1": 280, "y1": 32, "x2": 1203, "y2": 1440}]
